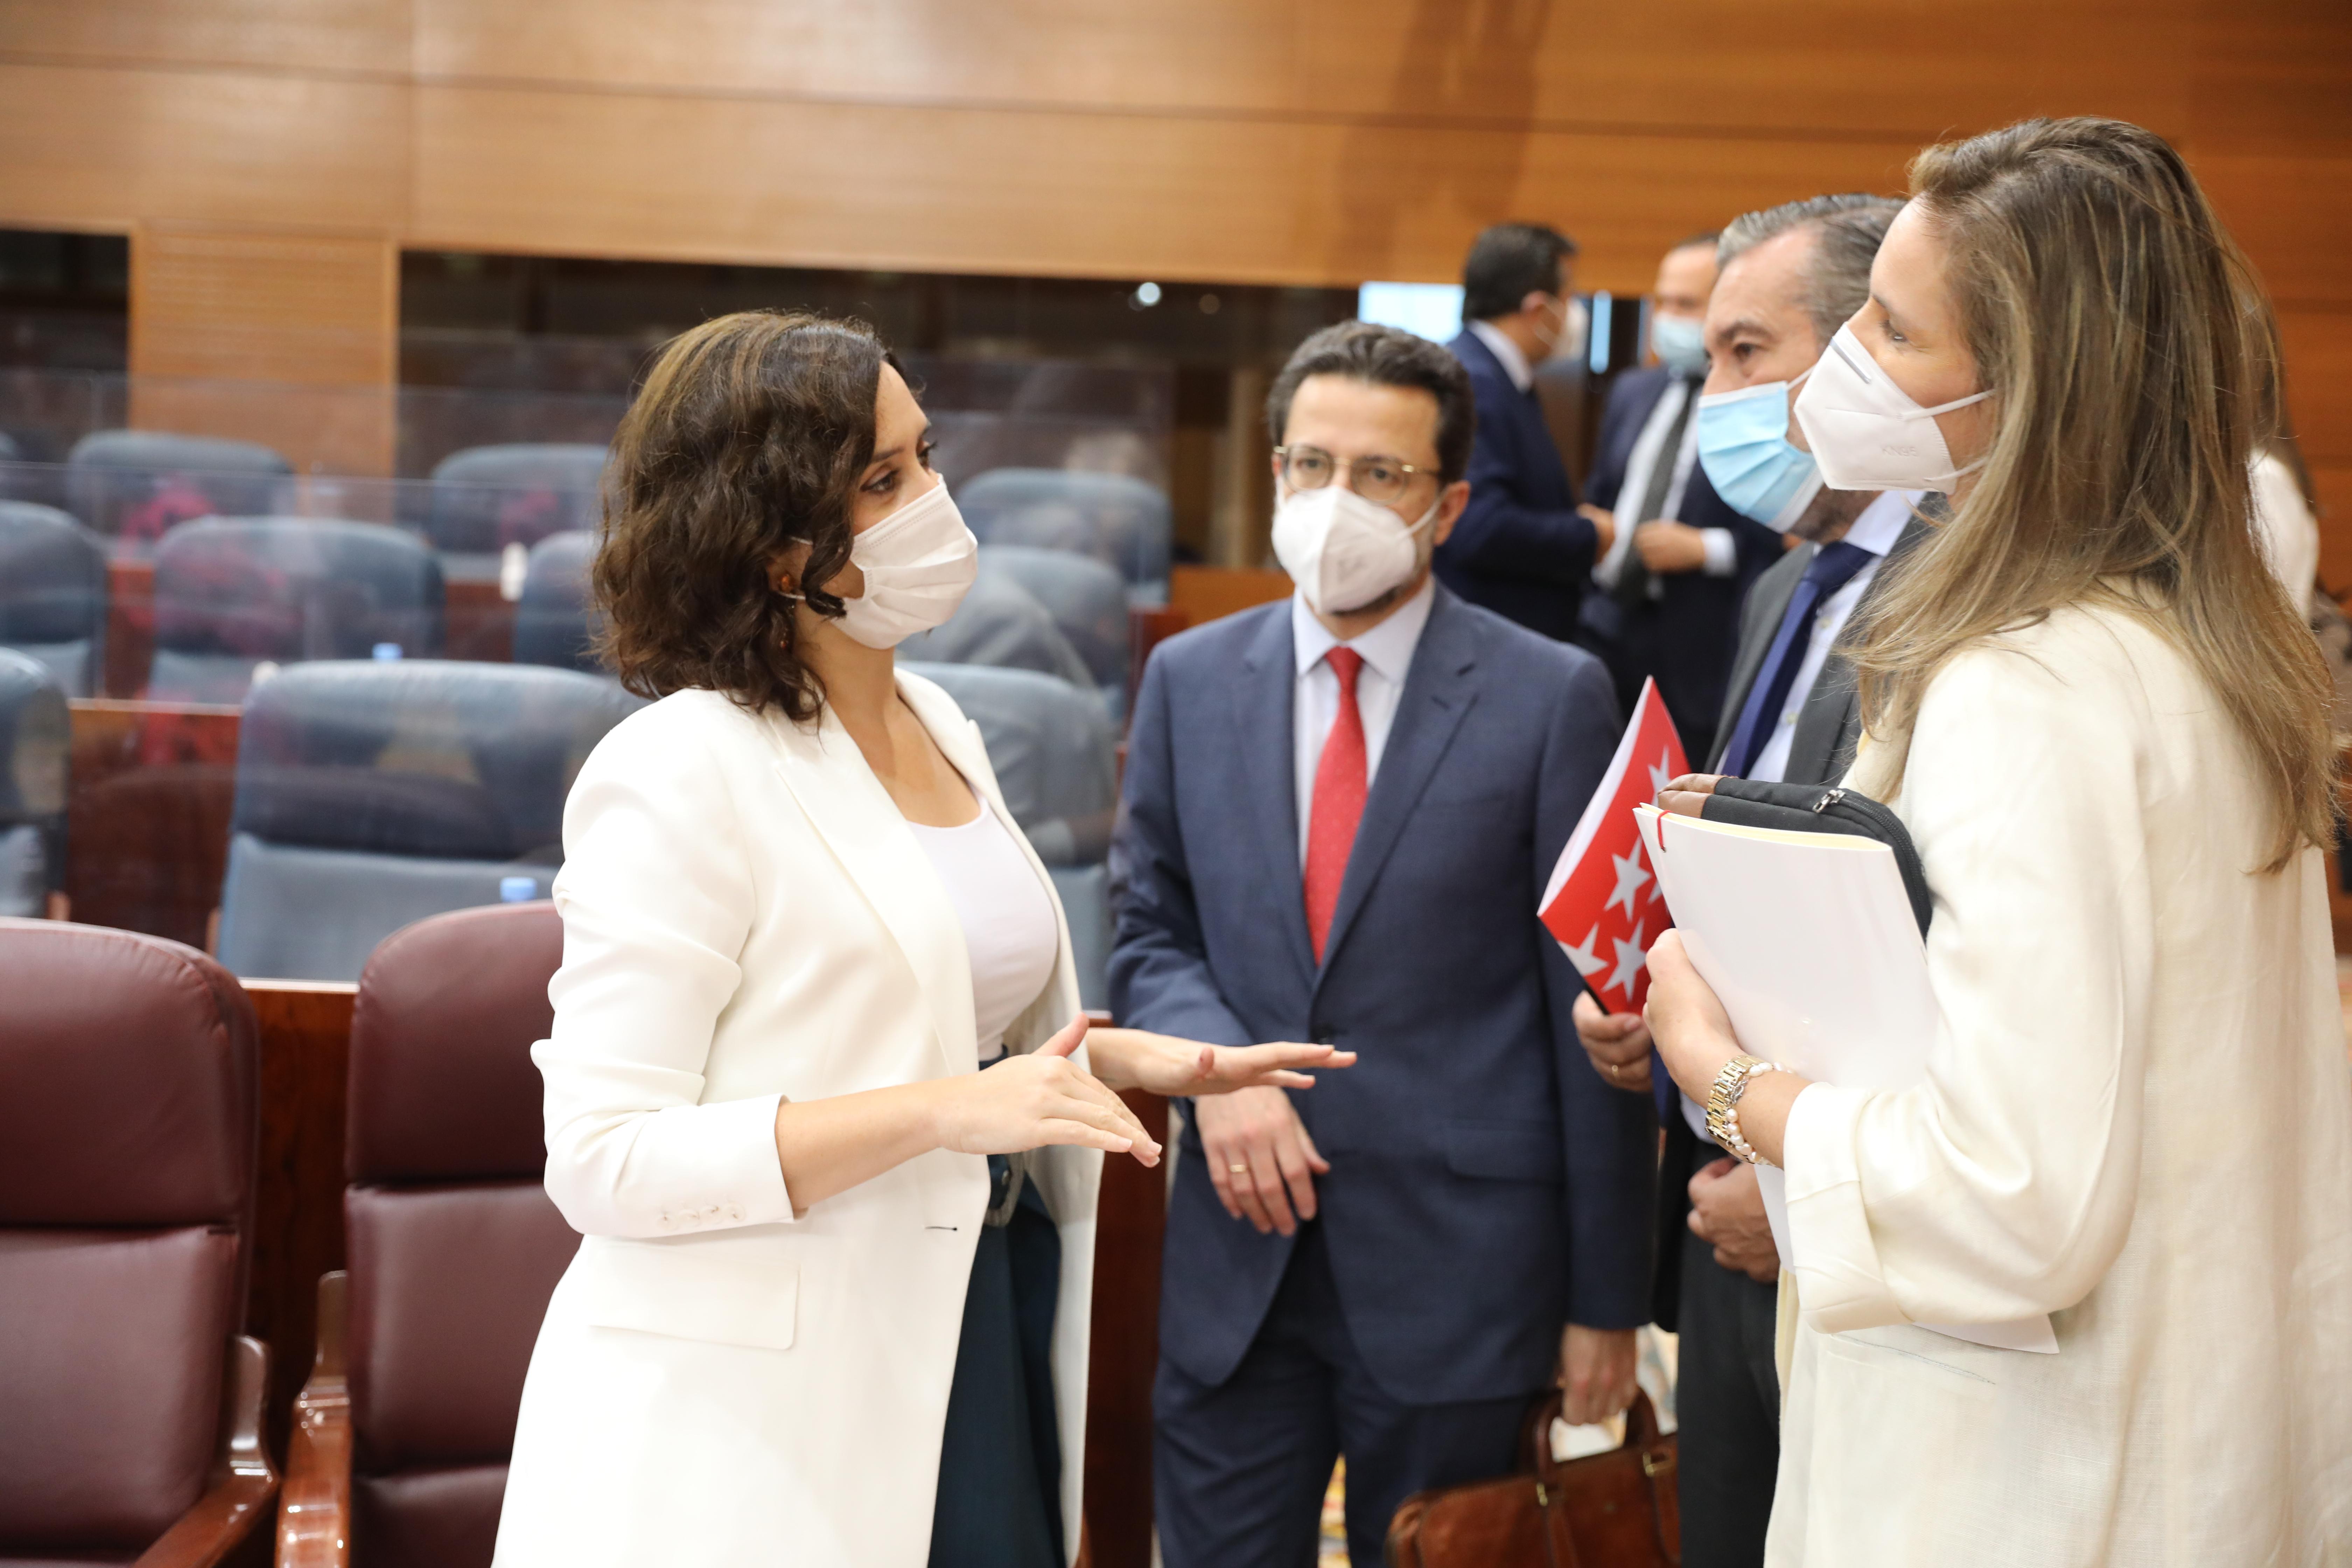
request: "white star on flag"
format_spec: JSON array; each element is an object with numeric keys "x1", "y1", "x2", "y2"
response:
[
  {"x1": 1604, "y1": 845, "x2": 1652, "y2": 919},
  {"x1": 1559, "y1": 923, "x2": 1606, "y2": 979},
  {"x1": 1536, "y1": 676, "x2": 1688, "y2": 1014},
  {"x1": 1606, "y1": 920, "x2": 1648, "y2": 1000}
]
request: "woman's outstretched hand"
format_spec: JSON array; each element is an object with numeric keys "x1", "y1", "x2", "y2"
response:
[
  {"x1": 930, "y1": 1016, "x2": 1164, "y2": 1166},
  {"x1": 1080, "y1": 1024, "x2": 1356, "y2": 1098}
]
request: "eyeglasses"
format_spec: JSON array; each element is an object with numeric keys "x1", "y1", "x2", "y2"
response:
[{"x1": 1274, "y1": 445, "x2": 1437, "y2": 507}]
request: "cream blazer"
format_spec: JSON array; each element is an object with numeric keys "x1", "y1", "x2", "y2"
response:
[
  {"x1": 494, "y1": 671, "x2": 1100, "y2": 1568},
  {"x1": 1768, "y1": 605, "x2": 2352, "y2": 1566}
]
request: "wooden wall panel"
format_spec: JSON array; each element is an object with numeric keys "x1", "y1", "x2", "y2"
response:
[
  {"x1": 408, "y1": 0, "x2": 2196, "y2": 145},
  {"x1": 0, "y1": 61, "x2": 409, "y2": 235},
  {"x1": 0, "y1": 0, "x2": 411, "y2": 75},
  {"x1": 0, "y1": 0, "x2": 2338, "y2": 485},
  {"x1": 2198, "y1": 154, "x2": 2352, "y2": 306},
  {"x1": 411, "y1": 82, "x2": 1914, "y2": 294},
  {"x1": 2312, "y1": 463, "x2": 2352, "y2": 591},
  {"x1": 2277, "y1": 312, "x2": 2352, "y2": 463},
  {"x1": 131, "y1": 226, "x2": 398, "y2": 471}
]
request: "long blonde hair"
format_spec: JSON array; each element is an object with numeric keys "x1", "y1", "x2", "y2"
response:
[{"x1": 1850, "y1": 117, "x2": 2337, "y2": 872}]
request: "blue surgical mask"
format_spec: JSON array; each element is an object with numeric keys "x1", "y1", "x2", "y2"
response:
[
  {"x1": 1650, "y1": 313, "x2": 1708, "y2": 378},
  {"x1": 1696, "y1": 376, "x2": 1825, "y2": 528}
]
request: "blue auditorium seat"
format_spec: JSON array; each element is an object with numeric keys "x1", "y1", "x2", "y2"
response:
[
  {"x1": 903, "y1": 661, "x2": 1117, "y2": 1009},
  {"x1": 955, "y1": 469, "x2": 1172, "y2": 606},
  {"x1": 511, "y1": 530, "x2": 603, "y2": 674},
  {"x1": 426, "y1": 444, "x2": 609, "y2": 555},
  {"x1": 898, "y1": 565, "x2": 1097, "y2": 694},
  {"x1": 147, "y1": 518, "x2": 445, "y2": 705},
  {"x1": 0, "y1": 648, "x2": 68, "y2": 919},
  {"x1": 0, "y1": 502, "x2": 107, "y2": 696},
  {"x1": 65, "y1": 430, "x2": 292, "y2": 545},
  {"x1": 214, "y1": 660, "x2": 643, "y2": 981},
  {"x1": 975, "y1": 544, "x2": 1130, "y2": 713}
]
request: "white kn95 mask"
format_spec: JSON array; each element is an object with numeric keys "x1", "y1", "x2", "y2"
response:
[
  {"x1": 1793, "y1": 324, "x2": 1992, "y2": 491},
  {"x1": 833, "y1": 477, "x2": 980, "y2": 649},
  {"x1": 1272, "y1": 483, "x2": 1436, "y2": 617}
]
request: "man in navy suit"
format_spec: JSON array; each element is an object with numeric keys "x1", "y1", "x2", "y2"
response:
[
  {"x1": 1579, "y1": 233, "x2": 1787, "y2": 746},
  {"x1": 1436, "y1": 223, "x2": 1616, "y2": 643},
  {"x1": 1112, "y1": 322, "x2": 1654, "y2": 1567}
]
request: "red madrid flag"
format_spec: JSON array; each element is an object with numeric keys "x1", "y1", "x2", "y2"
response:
[{"x1": 1539, "y1": 678, "x2": 1688, "y2": 1013}]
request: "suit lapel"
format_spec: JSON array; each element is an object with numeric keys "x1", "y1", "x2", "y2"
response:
[
  {"x1": 1233, "y1": 605, "x2": 1317, "y2": 988},
  {"x1": 1313, "y1": 590, "x2": 1478, "y2": 985},
  {"x1": 761, "y1": 686, "x2": 978, "y2": 1078}
]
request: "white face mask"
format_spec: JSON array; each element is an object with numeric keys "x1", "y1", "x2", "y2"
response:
[
  {"x1": 1272, "y1": 483, "x2": 1437, "y2": 617},
  {"x1": 832, "y1": 476, "x2": 979, "y2": 649},
  {"x1": 1792, "y1": 323, "x2": 1992, "y2": 491},
  {"x1": 1542, "y1": 295, "x2": 1590, "y2": 367}
]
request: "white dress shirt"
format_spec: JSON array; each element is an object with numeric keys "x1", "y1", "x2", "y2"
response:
[
  {"x1": 1769, "y1": 604, "x2": 2352, "y2": 1565},
  {"x1": 1291, "y1": 576, "x2": 1436, "y2": 864},
  {"x1": 1744, "y1": 490, "x2": 1920, "y2": 786},
  {"x1": 1591, "y1": 376, "x2": 1739, "y2": 592},
  {"x1": 1465, "y1": 318, "x2": 1534, "y2": 393}
]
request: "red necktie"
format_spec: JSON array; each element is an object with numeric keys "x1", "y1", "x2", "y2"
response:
[{"x1": 1304, "y1": 646, "x2": 1368, "y2": 964}]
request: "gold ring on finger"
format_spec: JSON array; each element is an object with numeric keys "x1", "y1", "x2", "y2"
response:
[{"x1": 1229, "y1": 1163, "x2": 1251, "y2": 1175}]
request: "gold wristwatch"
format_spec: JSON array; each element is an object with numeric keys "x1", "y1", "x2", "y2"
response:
[{"x1": 1706, "y1": 1054, "x2": 1790, "y2": 1166}]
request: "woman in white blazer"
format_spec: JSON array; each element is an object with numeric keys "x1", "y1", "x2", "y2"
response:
[
  {"x1": 494, "y1": 312, "x2": 1350, "y2": 1568},
  {"x1": 1647, "y1": 119, "x2": 2352, "y2": 1563}
]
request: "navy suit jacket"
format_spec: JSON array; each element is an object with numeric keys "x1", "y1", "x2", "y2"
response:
[
  {"x1": 1583, "y1": 365, "x2": 1786, "y2": 748},
  {"x1": 1108, "y1": 586, "x2": 1656, "y2": 1404},
  {"x1": 1434, "y1": 330, "x2": 1599, "y2": 644}
]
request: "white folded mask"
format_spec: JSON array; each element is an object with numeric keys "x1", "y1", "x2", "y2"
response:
[
  {"x1": 1272, "y1": 484, "x2": 1436, "y2": 616},
  {"x1": 1793, "y1": 323, "x2": 1991, "y2": 491}
]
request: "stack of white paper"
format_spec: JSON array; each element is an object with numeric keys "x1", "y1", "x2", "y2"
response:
[{"x1": 1635, "y1": 803, "x2": 2056, "y2": 1354}]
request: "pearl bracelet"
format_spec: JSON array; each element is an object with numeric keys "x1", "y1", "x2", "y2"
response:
[{"x1": 1705, "y1": 1055, "x2": 1792, "y2": 1167}]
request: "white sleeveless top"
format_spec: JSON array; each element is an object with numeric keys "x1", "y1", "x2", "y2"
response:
[{"x1": 906, "y1": 790, "x2": 1059, "y2": 1061}]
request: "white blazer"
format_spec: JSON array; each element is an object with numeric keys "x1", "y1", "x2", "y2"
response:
[
  {"x1": 495, "y1": 670, "x2": 1100, "y2": 1568},
  {"x1": 1767, "y1": 604, "x2": 2352, "y2": 1566}
]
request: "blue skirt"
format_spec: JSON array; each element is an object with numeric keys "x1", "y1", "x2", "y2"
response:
[{"x1": 929, "y1": 1154, "x2": 1063, "y2": 1568}]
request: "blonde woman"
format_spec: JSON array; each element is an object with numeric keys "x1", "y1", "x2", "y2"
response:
[
  {"x1": 493, "y1": 311, "x2": 1348, "y2": 1567},
  {"x1": 1647, "y1": 119, "x2": 2352, "y2": 1563}
]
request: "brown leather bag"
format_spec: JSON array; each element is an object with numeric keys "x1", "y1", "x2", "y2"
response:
[{"x1": 1384, "y1": 1390, "x2": 1680, "y2": 1568}]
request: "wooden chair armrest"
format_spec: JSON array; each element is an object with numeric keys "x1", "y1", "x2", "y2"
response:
[
  {"x1": 276, "y1": 1270, "x2": 352, "y2": 1568},
  {"x1": 133, "y1": 1335, "x2": 280, "y2": 1568}
]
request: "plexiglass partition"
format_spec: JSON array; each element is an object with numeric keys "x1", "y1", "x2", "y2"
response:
[{"x1": 0, "y1": 361, "x2": 1173, "y2": 981}]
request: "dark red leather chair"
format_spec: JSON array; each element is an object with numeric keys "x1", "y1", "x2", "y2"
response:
[
  {"x1": 0, "y1": 919, "x2": 277, "y2": 1567},
  {"x1": 278, "y1": 902, "x2": 577, "y2": 1568}
]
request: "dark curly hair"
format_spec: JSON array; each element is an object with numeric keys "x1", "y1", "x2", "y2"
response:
[{"x1": 593, "y1": 310, "x2": 896, "y2": 722}]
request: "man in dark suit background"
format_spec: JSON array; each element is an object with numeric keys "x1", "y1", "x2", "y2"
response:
[
  {"x1": 1575, "y1": 194, "x2": 1913, "y2": 1568},
  {"x1": 1578, "y1": 233, "x2": 1787, "y2": 747},
  {"x1": 1436, "y1": 223, "x2": 1616, "y2": 642},
  {"x1": 1112, "y1": 321, "x2": 1654, "y2": 1567}
]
